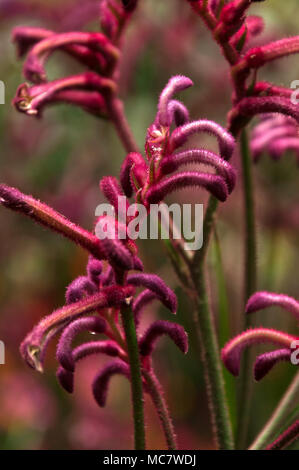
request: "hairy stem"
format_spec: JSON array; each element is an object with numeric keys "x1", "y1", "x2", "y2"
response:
[
  {"x1": 121, "y1": 304, "x2": 146, "y2": 450},
  {"x1": 237, "y1": 129, "x2": 257, "y2": 448},
  {"x1": 240, "y1": 129, "x2": 257, "y2": 302},
  {"x1": 106, "y1": 93, "x2": 140, "y2": 153},
  {"x1": 249, "y1": 371, "x2": 299, "y2": 450},
  {"x1": 190, "y1": 262, "x2": 234, "y2": 449},
  {"x1": 143, "y1": 367, "x2": 177, "y2": 450}
]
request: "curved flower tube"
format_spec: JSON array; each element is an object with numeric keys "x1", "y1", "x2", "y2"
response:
[{"x1": 222, "y1": 291, "x2": 299, "y2": 380}]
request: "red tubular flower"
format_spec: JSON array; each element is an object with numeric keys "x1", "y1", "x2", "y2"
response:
[
  {"x1": 132, "y1": 290, "x2": 161, "y2": 328},
  {"x1": 0, "y1": 184, "x2": 106, "y2": 260},
  {"x1": 254, "y1": 349, "x2": 291, "y2": 382},
  {"x1": 20, "y1": 285, "x2": 133, "y2": 372},
  {"x1": 66, "y1": 276, "x2": 99, "y2": 304},
  {"x1": 145, "y1": 172, "x2": 229, "y2": 204},
  {"x1": 22, "y1": 31, "x2": 118, "y2": 84},
  {"x1": 139, "y1": 320, "x2": 188, "y2": 357},
  {"x1": 127, "y1": 273, "x2": 177, "y2": 314},
  {"x1": 157, "y1": 75, "x2": 193, "y2": 127},
  {"x1": 11, "y1": 0, "x2": 135, "y2": 126},
  {"x1": 120, "y1": 152, "x2": 148, "y2": 198},
  {"x1": 13, "y1": 73, "x2": 114, "y2": 117},
  {"x1": 221, "y1": 291, "x2": 299, "y2": 380},
  {"x1": 4, "y1": 171, "x2": 186, "y2": 412},
  {"x1": 120, "y1": 75, "x2": 236, "y2": 208},
  {"x1": 57, "y1": 341, "x2": 121, "y2": 393},
  {"x1": 56, "y1": 316, "x2": 107, "y2": 372},
  {"x1": 250, "y1": 114, "x2": 299, "y2": 163},
  {"x1": 160, "y1": 149, "x2": 236, "y2": 193},
  {"x1": 92, "y1": 361, "x2": 131, "y2": 407},
  {"x1": 229, "y1": 96, "x2": 299, "y2": 136}
]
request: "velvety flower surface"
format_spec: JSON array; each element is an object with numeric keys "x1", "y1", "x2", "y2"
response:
[
  {"x1": 120, "y1": 75, "x2": 236, "y2": 208},
  {"x1": 222, "y1": 291, "x2": 299, "y2": 381},
  {"x1": 250, "y1": 114, "x2": 299, "y2": 163}
]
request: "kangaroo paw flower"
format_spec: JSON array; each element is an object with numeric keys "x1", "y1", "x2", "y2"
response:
[
  {"x1": 157, "y1": 75, "x2": 193, "y2": 126},
  {"x1": 160, "y1": 149, "x2": 236, "y2": 193},
  {"x1": 66, "y1": 276, "x2": 98, "y2": 304},
  {"x1": 170, "y1": 120, "x2": 235, "y2": 161},
  {"x1": 145, "y1": 172, "x2": 229, "y2": 204},
  {"x1": 254, "y1": 349, "x2": 292, "y2": 381},
  {"x1": 13, "y1": 73, "x2": 114, "y2": 117},
  {"x1": 87, "y1": 257, "x2": 103, "y2": 286},
  {"x1": 120, "y1": 152, "x2": 148, "y2": 198},
  {"x1": 139, "y1": 320, "x2": 188, "y2": 357},
  {"x1": 221, "y1": 328, "x2": 296, "y2": 376},
  {"x1": 166, "y1": 100, "x2": 190, "y2": 127},
  {"x1": 92, "y1": 360, "x2": 130, "y2": 407},
  {"x1": 56, "y1": 316, "x2": 107, "y2": 371},
  {"x1": 127, "y1": 273, "x2": 177, "y2": 313},
  {"x1": 246, "y1": 291, "x2": 299, "y2": 322},
  {"x1": 0, "y1": 184, "x2": 105, "y2": 260},
  {"x1": 20, "y1": 286, "x2": 133, "y2": 371},
  {"x1": 132, "y1": 290, "x2": 157, "y2": 329},
  {"x1": 56, "y1": 340, "x2": 121, "y2": 393}
]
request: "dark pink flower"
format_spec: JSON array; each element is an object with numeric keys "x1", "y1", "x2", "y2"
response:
[{"x1": 222, "y1": 291, "x2": 299, "y2": 380}]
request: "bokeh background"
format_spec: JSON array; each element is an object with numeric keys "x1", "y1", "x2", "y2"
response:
[{"x1": 0, "y1": 0, "x2": 298, "y2": 449}]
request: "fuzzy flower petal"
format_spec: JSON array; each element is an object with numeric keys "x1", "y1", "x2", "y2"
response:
[
  {"x1": 221, "y1": 328, "x2": 296, "y2": 376},
  {"x1": 56, "y1": 316, "x2": 107, "y2": 372},
  {"x1": 254, "y1": 349, "x2": 292, "y2": 381},
  {"x1": 158, "y1": 75, "x2": 193, "y2": 126},
  {"x1": 127, "y1": 273, "x2": 177, "y2": 313},
  {"x1": 92, "y1": 360, "x2": 130, "y2": 407},
  {"x1": 139, "y1": 320, "x2": 188, "y2": 357},
  {"x1": 246, "y1": 291, "x2": 299, "y2": 322},
  {"x1": 145, "y1": 172, "x2": 229, "y2": 204}
]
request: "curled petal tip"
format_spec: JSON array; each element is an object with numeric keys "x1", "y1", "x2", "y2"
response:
[
  {"x1": 92, "y1": 360, "x2": 130, "y2": 407},
  {"x1": 139, "y1": 320, "x2": 188, "y2": 357},
  {"x1": 158, "y1": 75, "x2": 193, "y2": 126},
  {"x1": 127, "y1": 273, "x2": 177, "y2": 313},
  {"x1": 146, "y1": 172, "x2": 229, "y2": 204},
  {"x1": 65, "y1": 276, "x2": 97, "y2": 304},
  {"x1": 56, "y1": 316, "x2": 106, "y2": 372},
  {"x1": 246, "y1": 291, "x2": 299, "y2": 321},
  {"x1": 120, "y1": 152, "x2": 147, "y2": 198},
  {"x1": 87, "y1": 257, "x2": 102, "y2": 285},
  {"x1": 254, "y1": 349, "x2": 291, "y2": 381},
  {"x1": 57, "y1": 366, "x2": 74, "y2": 393},
  {"x1": 222, "y1": 328, "x2": 296, "y2": 377}
]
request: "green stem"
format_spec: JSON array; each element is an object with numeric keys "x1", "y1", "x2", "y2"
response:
[
  {"x1": 249, "y1": 371, "x2": 299, "y2": 450},
  {"x1": 240, "y1": 129, "x2": 257, "y2": 301},
  {"x1": 143, "y1": 368, "x2": 177, "y2": 450},
  {"x1": 121, "y1": 304, "x2": 146, "y2": 449},
  {"x1": 237, "y1": 129, "x2": 257, "y2": 448},
  {"x1": 193, "y1": 196, "x2": 219, "y2": 267},
  {"x1": 212, "y1": 226, "x2": 237, "y2": 435},
  {"x1": 190, "y1": 262, "x2": 234, "y2": 449}
]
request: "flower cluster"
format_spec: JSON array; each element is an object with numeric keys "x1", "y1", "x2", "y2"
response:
[
  {"x1": 120, "y1": 75, "x2": 236, "y2": 208},
  {"x1": 11, "y1": 0, "x2": 137, "y2": 119},
  {"x1": 187, "y1": 1, "x2": 299, "y2": 136},
  {"x1": 0, "y1": 179, "x2": 187, "y2": 410},
  {"x1": 221, "y1": 291, "x2": 299, "y2": 381},
  {"x1": 250, "y1": 114, "x2": 299, "y2": 163}
]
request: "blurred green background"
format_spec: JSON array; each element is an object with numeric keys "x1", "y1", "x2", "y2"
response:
[{"x1": 0, "y1": 0, "x2": 298, "y2": 449}]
